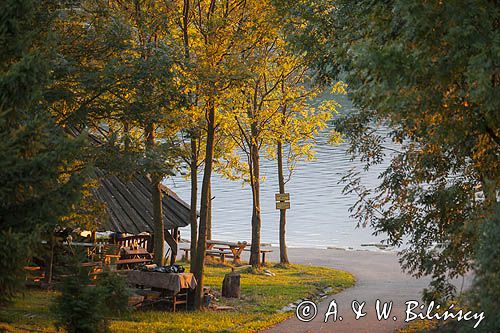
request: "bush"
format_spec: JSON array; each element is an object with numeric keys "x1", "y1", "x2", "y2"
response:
[
  {"x1": 99, "y1": 271, "x2": 130, "y2": 317},
  {"x1": 53, "y1": 267, "x2": 107, "y2": 333},
  {"x1": 464, "y1": 204, "x2": 500, "y2": 332},
  {"x1": 53, "y1": 262, "x2": 130, "y2": 333},
  {"x1": 0, "y1": 230, "x2": 31, "y2": 304}
]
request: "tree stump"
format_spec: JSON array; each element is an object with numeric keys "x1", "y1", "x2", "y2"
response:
[{"x1": 222, "y1": 272, "x2": 240, "y2": 298}]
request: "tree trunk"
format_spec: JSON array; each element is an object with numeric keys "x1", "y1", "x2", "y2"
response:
[
  {"x1": 277, "y1": 141, "x2": 290, "y2": 264},
  {"x1": 194, "y1": 100, "x2": 216, "y2": 310},
  {"x1": 45, "y1": 236, "x2": 55, "y2": 284},
  {"x1": 183, "y1": 0, "x2": 199, "y2": 272},
  {"x1": 206, "y1": 184, "x2": 212, "y2": 240},
  {"x1": 151, "y1": 176, "x2": 164, "y2": 265},
  {"x1": 189, "y1": 137, "x2": 198, "y2": 272},
  {"x1": 146, "y1": 123, "x2": 165, "y2": 266},
  {"x1": 124, "y1": 122, "x2": 130, "y2": 151},
  {"x1": 249, "y1": 139, "x2": 261, "y2": 267}
]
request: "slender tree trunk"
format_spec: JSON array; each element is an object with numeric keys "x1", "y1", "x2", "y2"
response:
[
  {"x1": 189, "y1": 137, "x2": 198, "y2": 272},
  {"x1": 124, "y1": 122, "x2": 130, "y2": 151},
  {"x1": 45, "y1": 236, "x2": 55, "y2": 284},
  {"x1": 277, "y1": 141, "x2": 290, "y2": 264},
  {"x1": 151, "y1": 177, "x2": 164, "y2": 265},
  {"x1": 249, "y1": 139, "x2": 261, "y2": 267},
  {"x1": 194, "y1": 100, "x2": 216, "y2": 309},
  {"x1": 206, "y1": 184, "x2": 212, "y2": 240},
  {"x1": 183, "y1": 0, "x2": 199, "y2": 272},
  {"x1": 146, "y1": 123, "x2": 165, "y2": 266}
]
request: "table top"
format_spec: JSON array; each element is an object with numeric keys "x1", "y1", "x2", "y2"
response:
[
  {"x1": 127, "y1": 271, "x2": 197, "y2": 294},
  {"x1": 207, "y1": 240, "x2": 248, "y2": 247}
]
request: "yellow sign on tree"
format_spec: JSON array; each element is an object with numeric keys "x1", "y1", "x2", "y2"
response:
[
  {"x1": 275, "y1": 193, "x2": 290, "y2": 201},
  {"x1": 276, "y1": 201, "x2": 291, "y2": 210}
]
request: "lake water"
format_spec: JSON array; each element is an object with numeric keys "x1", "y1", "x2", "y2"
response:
[{"x1": 165, "y1": 96, "x2": 396, "y2": 251}]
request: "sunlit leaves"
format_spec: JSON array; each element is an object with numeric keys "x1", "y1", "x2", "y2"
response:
[{"x1": 282, "y1": 0, "x2": 499, "y2": 300}]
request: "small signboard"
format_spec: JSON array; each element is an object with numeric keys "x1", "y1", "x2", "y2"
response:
[
  {"x1": 276, "y1": 201, "x2": 290, "y2": 210},
  {"x1": 275, "y1": 193, "x2": 290, "y2": 201}
]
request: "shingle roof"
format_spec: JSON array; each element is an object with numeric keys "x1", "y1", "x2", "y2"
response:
[
  {"x1": 93, "y1": 169, "x2": 192, "y2": 234},
  {"x1": 65, "y1": 126, "x2": 192, "y2": 234}
]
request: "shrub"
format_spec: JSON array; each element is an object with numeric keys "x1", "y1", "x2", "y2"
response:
[
  {"x1": 99, "y1": 271, "x2": 130, "y2": 317},
  {"x1": 53, "y1": 267, "x2": 107, "y2": 333},
  {"x1": 464, "y1": 204, "x2": 500, "y2": 332},
  {"x1": 53, "y1": 262, "x2": 130, "y2": 333},
  {"x1": 0, "y1": 231, "x2": 31, "y2": 304}
]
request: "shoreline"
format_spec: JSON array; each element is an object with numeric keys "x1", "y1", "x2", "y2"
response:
[{"x1": 178, "y1": 239, "x2": 400, "y2": 253}]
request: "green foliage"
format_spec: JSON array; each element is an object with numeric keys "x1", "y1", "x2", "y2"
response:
[
  {"x1": 0, "y1": 231, "x2": 31, "y2": 304},
  {"x1": 98, "y1": 271, "x2": 130, "y2": 317},
  {"x1": 50, "y1": 0, "x2": 186, "y2": 179},
  {"x1": 53, "y1": 266, "x2": 107, "y2": 333},
  {"x1": 464, "y1": 204, "x2": 500, "y2": 332},
  {"x1": 53, "y1": 260, "x2": 129, "y2": 333},
  {"x1": 0, "y1": 0, "x2": 84, "y2": 302},
  {"x1": 281, "y1": 0, "x2": 499, "y2": 299}
]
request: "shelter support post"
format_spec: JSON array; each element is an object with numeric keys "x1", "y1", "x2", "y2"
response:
[{"x1": 164, "y1": 228, "x2": 179, "y2": 265}]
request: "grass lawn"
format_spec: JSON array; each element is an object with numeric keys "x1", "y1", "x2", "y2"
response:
[{"x1": 0, "y1": 262, "x2": 354, "y2": 333}]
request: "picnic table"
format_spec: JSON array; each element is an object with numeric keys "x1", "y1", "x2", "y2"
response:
[
  {"x1": 127, "y1": 270, "x2": 197, "y2": 311},
  {"x1": 206, "y1": 240, "x2": 248, "y2": 265},
  {"x1": 180, "y1": 241, "x2": 273, "y2": 265}
]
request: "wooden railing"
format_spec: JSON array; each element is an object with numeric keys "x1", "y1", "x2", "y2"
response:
[{"x1": 115, "y1": 235, "x2": 153, "y2": 253}]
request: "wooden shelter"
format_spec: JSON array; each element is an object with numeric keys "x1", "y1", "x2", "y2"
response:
[
  {"x1": 65, "y1": 126, "x2": 192, "y2": 264},
  {"x1": 93, "y1": 169, "x2": 191, "y2": 264}
]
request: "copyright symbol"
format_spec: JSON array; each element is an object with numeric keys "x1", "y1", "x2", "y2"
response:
[{"x1": 296, "y1": 300, "x2": 318, "y2": 322}]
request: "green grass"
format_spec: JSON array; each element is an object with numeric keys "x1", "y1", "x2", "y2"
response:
[{"x1": 0, "y1": 262, "x2": 354, "y2": 333}]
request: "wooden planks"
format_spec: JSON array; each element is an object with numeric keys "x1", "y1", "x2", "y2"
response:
[{"x1": 93, "y1": 169, "x2": 192, "y2": 234}]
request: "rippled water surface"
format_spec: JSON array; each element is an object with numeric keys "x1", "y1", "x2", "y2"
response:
[{"x1": 165, "y1": 96, "x2": 395, "y2": 250}]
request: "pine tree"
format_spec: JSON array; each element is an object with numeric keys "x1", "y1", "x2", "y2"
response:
[{"x1": 0, "y1": 0, "x2": 83, "y2": 303}]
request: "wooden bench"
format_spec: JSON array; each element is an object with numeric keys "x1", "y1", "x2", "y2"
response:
[
  {"x1": 243, "y1": 249, "x2": 273, "y2": 264},
  {"x1": 260, "y1": 250, "x2": 273, "y2": 264},
  {"x1": 80, "y1": 262, "x2": 102, "y2": 268},
  {"x1": 206, "y1": 249, "x2": 232, "y2": 262},
  {"x1": 181, "y1": 246, "x2": 272, "y2": 264},
  {"x1": 180, "y1": 247, "x2": 235, "y2": 263},
  {"x1": 180, "y1": 248, "x2": 190, "y2": 261},
  {"x1": 116, "y1": 258, "x2": 152, "y2": 269}
]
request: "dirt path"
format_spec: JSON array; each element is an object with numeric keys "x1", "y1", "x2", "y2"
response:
[{"x1": 261, "y1": 247, "x2": 471, "y2": 333}]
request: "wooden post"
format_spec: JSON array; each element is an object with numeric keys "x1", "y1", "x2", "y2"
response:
[
  {"x1": 164, "y1": 229, "x2": 178, "y2": 265},
  {"x1": 172, "y1": 227, "x2": 179, "y2": 265},
  {"x1": 222, "y1": 271, "x2": 240, "y2": 298}
]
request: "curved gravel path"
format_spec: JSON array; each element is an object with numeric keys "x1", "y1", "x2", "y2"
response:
[{"x1": 260, "y1": 247, "x2": 471, "y2": 333}]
